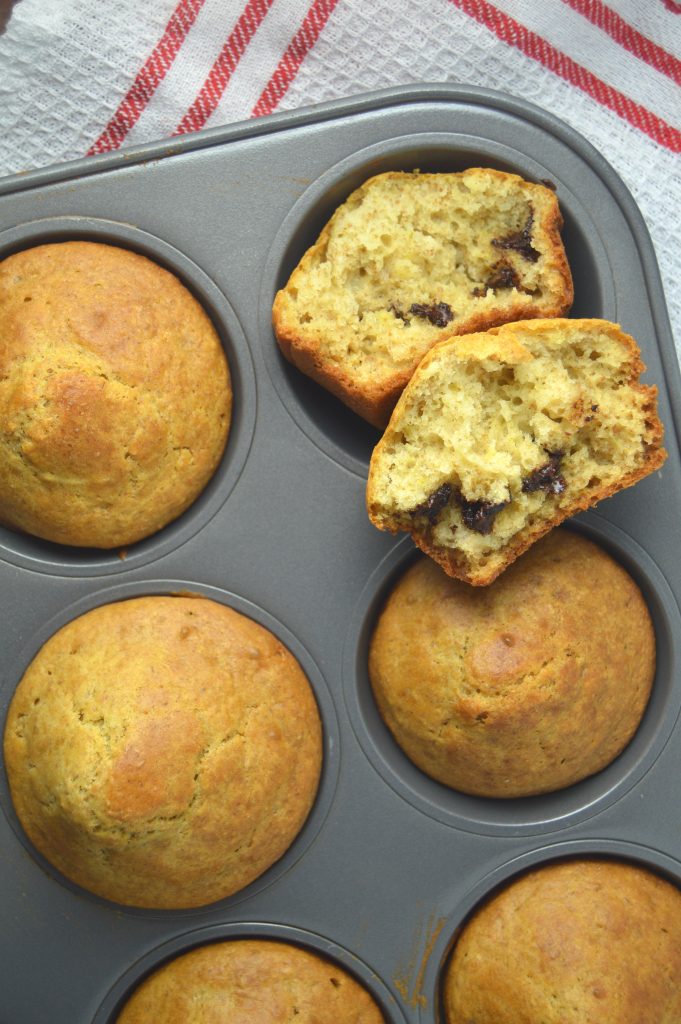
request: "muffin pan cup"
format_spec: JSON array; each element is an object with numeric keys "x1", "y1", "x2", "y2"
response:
[
  {"x1": 0, "y1": 84, "x2": 680, "y2": 1022},
  {"x1": 423, "y1": 839, "x2": 681, "y2": 1024},
  {"x1": 91, "y1": 922, "x2": 407, "y2": 1024}
]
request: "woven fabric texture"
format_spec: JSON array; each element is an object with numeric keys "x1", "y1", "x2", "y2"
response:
[{"x1": 0, "y1": 0, "x2": 679, "y2": 349}]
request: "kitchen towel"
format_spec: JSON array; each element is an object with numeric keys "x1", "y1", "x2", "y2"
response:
[{"x1": 0, "y1": 0, "x2": 679, "y2": 346}]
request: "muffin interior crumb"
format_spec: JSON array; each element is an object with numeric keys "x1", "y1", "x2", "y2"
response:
[
  {"x1": 369, "y1": 320, "x2": 662, "y2": 575},
  {"x1": 282, "y1": 173, "x2": 563, "y2": 386}
]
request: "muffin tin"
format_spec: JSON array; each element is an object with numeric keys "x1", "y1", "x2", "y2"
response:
[{"x1": 0, "y1": 84, "x2": 679, "y2": 1022}]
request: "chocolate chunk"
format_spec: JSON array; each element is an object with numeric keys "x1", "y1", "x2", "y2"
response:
[
  {"x1": 540, "y1": 178, "x2": 557, "y2": 191},
  {"x1": 484, "y1": 262, "x2": 521, "y2": 290},
  {"x1": 458, "y1": 495, "x2": 510, "y2": 535},
  {"x1": 413, "y1": 483, "x2": 452, "y2": 522},
  {"x1": 389, "y1": 303, "x2": 410, "y2": 324},
  {"x1": 409, "y1": 302, "x2": 454, "y2": 328},
  {"x1": 492, "y1": 212, "x2": 540, "y2": 263},
  {"x1": 522, "y1": 451, "x2": 566, "y2": 495},
  {"x1": 414, "y1": 485, "x2": 510, "y2": 533}
]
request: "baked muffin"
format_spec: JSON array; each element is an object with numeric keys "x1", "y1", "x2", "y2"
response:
[
  {"x1": 273, "y1": 168, "x2": 572, "y2": 427},
  {"x1": 444, "y1": 859, "x2": 681, "y2": 1023},
  {"x1": 3, "y1": 596, "x2": 322, "y2": 908},
  {"x1": 367, "y1": 318, "x2": 665, "y2": 585},
  {"x1": 368, "y1": 530, "x2": 654, "y2": 797},
  {"x1": 0, "y1": 241, "x2": 231, "y2": 548},
  {"x1": 115, "y1": 940, "x2": 385, "y2": 1023}
]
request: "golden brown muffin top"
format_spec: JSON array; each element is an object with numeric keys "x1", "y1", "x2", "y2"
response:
[
  {"x1": 0, "y1": 241, "x2": 231, "y2": 547},
  {"x1": 116, "y1": 940, "x2": 385, "y2": 1023},
  {"x1": 444, "y1": 859, "x2": 681, "y2": 1023},
  {"x1": 4, "y1": 596, "x2": 322, "y2": 908},
  {"x1": 369, "y1": 530, "x2": 654, "y2": 796}
]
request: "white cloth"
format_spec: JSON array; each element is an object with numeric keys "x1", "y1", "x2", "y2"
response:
[{"x1": 1, "y1": 0, "x2": 680, "y2": 349}]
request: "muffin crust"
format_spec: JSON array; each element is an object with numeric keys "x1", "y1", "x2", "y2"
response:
[
  {"x1": 369, "y1": 530, "x2": 654, "y2": 797},
  {"x1": 115, "y1": 940, "x2": 385, "y2": 1023},
  {"x1": 444, "y1": 859, "x2": 681, "y2": 1023},
  {"x1": 0, "y1": 241, "x2": 231, "y2": 547},
  {"x1": 4, "y1": 596, "x2": 322, "y2": 908}
]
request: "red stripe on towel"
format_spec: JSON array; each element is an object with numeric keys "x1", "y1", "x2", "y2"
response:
[
  {"x1": 174, "y1": 0, "x2": 275, "y2": 135},
  {"x1": 561, "y1": 0, "x2": 681, "y2": 85},
  {"x1": 88, "y1": 0, "x2": 206, "y2": 155},
  {"x1": 448, "y1": 0, "x2": 681, "y2": 152},
  {"x1": 251, "y1": 0, "x2": 341, "y2": 117}
]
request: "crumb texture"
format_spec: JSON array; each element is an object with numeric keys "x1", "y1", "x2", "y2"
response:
[
  {"x1": 0, "y1": 241, "x2": 231, "y2": 547},
  {"x1": 367, "y1": 318, "x2": 666, "y2": 584},
  {"x1": 3, "y1": 596, "x2": 322, "y2": 909},
  {"x1": 115, "y1": 940, "x2": 385, "y2": 1023},
  {"x1": 369, "y1": 531, "x2": 655, "y2": 797},
  {"x1": 273, "y1": 169, "x2": 572, "y2": 426},
  {"x1": 444, "y1": 860, "x2": 681, "y2": 1023}
]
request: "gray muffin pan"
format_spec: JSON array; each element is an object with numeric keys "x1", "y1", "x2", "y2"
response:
[{"x1": 0, "y1": 84, "x2": 680, "y2": 1023}]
